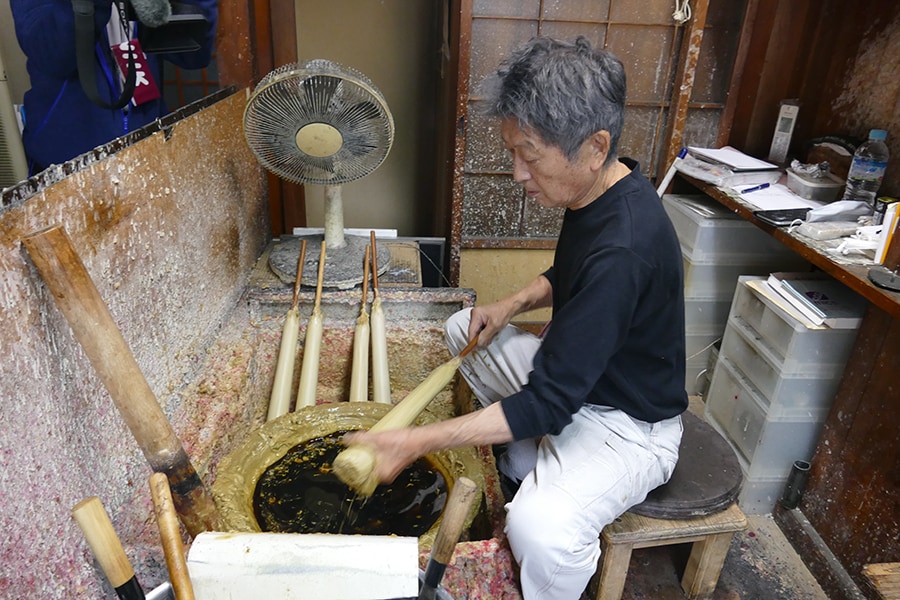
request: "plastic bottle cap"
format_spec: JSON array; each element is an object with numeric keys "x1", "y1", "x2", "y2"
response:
[{"x1": 869, "y1": 129, "x2": 888, "y2": 140}]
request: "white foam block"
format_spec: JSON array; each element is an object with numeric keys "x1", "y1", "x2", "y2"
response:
[{"x1": 187, "y1": 532, "x2": 419, "y2": 600}]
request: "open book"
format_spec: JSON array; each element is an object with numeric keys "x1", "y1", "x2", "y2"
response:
[{"x1": 767, "y1": 272, "x2": 868, "y2": 329}]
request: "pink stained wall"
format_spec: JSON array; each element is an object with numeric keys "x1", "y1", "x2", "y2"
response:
[{"x1": 0, "y1": 90, "x2": 270, "y2": 598}]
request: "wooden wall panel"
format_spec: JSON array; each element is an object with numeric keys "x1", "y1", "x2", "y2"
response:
[{"x1": 790, "y1": 307, "x2": 900, "y2": 596}]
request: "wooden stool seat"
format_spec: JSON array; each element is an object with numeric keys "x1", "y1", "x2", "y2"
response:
[{"x1": 588, "y1": 411, "x2": 748, "y2": 599}]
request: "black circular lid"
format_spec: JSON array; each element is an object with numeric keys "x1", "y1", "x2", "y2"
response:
[{"x1": 630, "y1": 410, "x2": 743, "y2": 519}]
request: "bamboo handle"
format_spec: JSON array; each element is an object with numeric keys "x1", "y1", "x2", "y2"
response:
[
  {"x1": 370, "y1": 230, "x2": 391, "y2": 404},
  {"x1": 22, "y1": 225, "x2": 219, "y2": 536},
  {"x1": 150, "y1": 473, "x2": 195, "y2": 600},
  {"x1": 296, "y1": 243, "x2": 327, "y2": 409},
  {"x1": 314, "y1": 242, "x2": 326, "y2": 310},
  {"x1": 333, "y1": 354, "x2": 464, "y2": 495},
  {"x1": 361, "y1": 243, "x2": 371, "y2": 306},
  {"x1": 370, "y1": 230, "x2": 379, "y2": 294},
  {"x1": 349, "y1": 246, "x2": 371, "y2": 402},
  {"x1": 457, "y1": 334, "x2": 480, "y2": 359},
  {"x1": 71, "y1": 497, "x2": 146, "y2": 600}
]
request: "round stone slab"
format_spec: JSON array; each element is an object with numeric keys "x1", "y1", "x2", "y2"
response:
[{"x1": 269, "y1": 234, "x2": 391, "y2": 290}]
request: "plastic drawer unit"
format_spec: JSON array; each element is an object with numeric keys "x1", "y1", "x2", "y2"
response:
[
  {"x1": 729, "y1": 276, "x2": 859, "y2": 368},
  {"x1": 681, "y1": 249, "x2": 808, "y2": 300},
  {"x1": 721, "y1": 317, "x2": 848, "y2": 416},
  {"x1": 685, "y1": 295, "x2": 734, "y2": 331}
]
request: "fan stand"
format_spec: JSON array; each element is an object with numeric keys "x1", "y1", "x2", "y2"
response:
[
  {"x1": 268, "y1": 185, "x2": 391, "y2": 290},
  {"x1": 267, "y1": 118, "x2": 391, "y2": 289}
]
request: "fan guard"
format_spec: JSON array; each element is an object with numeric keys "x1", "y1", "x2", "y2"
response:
[
  {"x1": 244, "y1": 59, "x2": 394, "y2": 186},
  {"x1": 244, "y1": 59, "x2": 395, "y2": 288}
]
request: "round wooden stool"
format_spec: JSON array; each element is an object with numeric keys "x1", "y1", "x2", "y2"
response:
[{"x1": 588, "y1": 410, "x2": 748, "y2": 600}]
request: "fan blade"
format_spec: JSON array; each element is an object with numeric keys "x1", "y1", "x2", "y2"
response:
[
  {"x1": 303, "y1": 75, "x2": 341, "y2": 117},
  {"x1": 339, "y1": 101, "x2": 380, "y2": 129}
]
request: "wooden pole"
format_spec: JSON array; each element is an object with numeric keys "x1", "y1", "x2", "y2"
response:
[
  {"x1": 22, "y1": 225, "x2": 220, "y2": 536},
  {"x1": 150, "y1": 473, "x2": 195, "y2": 600},
  {"x1": 370, "y1": 231, "x2": 391, "y2": 404},
  {"x1": 418, "y1": 477, "x2": 478, "y2": 600}
]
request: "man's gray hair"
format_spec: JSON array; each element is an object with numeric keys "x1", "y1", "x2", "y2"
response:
[{"x1": 482, "y1": 36, "x2": 626, "y2": 164}]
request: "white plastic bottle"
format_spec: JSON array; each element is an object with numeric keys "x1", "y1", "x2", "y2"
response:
[{"x1": 842, "y1": 129, "x2": 890, "y2": 205}]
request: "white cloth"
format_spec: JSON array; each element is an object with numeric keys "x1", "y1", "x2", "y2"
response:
[{"x1": 445, "y1": 308, "x2": 683, "y2": 599}]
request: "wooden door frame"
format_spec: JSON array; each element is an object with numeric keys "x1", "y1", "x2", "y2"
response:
[{"x1": 216, "y1": 0, "x2": 306, "y2": 235}]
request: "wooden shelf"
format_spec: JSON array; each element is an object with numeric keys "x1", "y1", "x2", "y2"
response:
[{"x1": 678, "y1": 174, "x2": 900, "y2": 321}]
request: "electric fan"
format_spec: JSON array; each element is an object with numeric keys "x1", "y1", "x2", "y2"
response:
[{"x1": 244, "y1": 59, "x2": 394, "y2": 288}]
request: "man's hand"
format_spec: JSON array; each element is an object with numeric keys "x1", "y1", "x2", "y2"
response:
[
  {"x1": 467, "y1": 301, "x2": 514, "y2": 347},
  {"x1": 342, "y1": 428, "x2": 421, "y2": 486},
  {"x1": 340, "y1": 404, "x2": 515, "y2": 488},
  {"x1": 468, "y1": 275, "x2": 553, "y2": 347}
]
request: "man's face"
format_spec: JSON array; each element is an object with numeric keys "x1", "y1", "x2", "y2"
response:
[{"x1": 501, "y1": 118, "x2": 603, "y2": 211}]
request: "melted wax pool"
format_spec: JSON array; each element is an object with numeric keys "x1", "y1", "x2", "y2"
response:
[{"x1": 253, "y1": 431, "x2": 448, "y2": 536}]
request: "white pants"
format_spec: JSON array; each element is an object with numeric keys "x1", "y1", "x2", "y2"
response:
[{"x1": 445, "y1": 308, "x2": 683, "y2": 599}]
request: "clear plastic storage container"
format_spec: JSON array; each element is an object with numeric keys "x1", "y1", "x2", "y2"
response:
[
  {"x1": 682, "y1": 248, "x2": 809, "y2": 299},
  {"x1": 685, "y1": 295, "x2": 734, "y2": 331},
  {"x1": 663, "y1": 194, "x2": 803, "y2": 263},
  {"x1": 786, "y1": 169, "x2": 843, "y2": 203}
]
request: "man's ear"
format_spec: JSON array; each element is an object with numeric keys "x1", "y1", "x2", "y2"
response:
[{"x1": 587, "y1": 130, "x2": 612, "y2": 170}]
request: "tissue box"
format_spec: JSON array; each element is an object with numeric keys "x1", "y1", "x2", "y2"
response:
[{"x1": 787, "y1": 169, "x2": 843, "y2": 202}]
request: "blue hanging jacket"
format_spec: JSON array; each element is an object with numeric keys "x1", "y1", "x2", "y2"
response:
[{"x1": 11, "y1": 0, "x2": 218, "y2": 173}]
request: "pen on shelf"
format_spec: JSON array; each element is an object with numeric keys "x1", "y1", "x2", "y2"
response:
[
  {"x1": 742, "y1": 182, "x2": 770, "y2": 194},
  {"x1": 656, "y1": 147, "x2": 688, "y2": 198}
]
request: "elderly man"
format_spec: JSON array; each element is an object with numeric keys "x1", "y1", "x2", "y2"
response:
[{"x1": 346, "y1": 36, "x2": 687, "y2": 599}]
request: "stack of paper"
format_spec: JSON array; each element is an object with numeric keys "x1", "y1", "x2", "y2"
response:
[
  {"x1": 677, "y1": 146, "x2": 782, "y2": 188},
  {"x1": 732, "y1": 183, "x2": 823, "y2": 211},
  {"x1": 688, "y1": 147, "x2": 780, "y2": 172}
]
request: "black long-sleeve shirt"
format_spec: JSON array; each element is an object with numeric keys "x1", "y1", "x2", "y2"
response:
[{"x1": 501, "y1": 159, "x2": 688, "y2": 440}]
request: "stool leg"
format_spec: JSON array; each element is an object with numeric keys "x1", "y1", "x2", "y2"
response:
[
  {"x1": 680, "y1": 531, "x2": 736, "y2": 598},
  {"x1": 590, "y1": 539, "x2": 633, "y2": 600}
]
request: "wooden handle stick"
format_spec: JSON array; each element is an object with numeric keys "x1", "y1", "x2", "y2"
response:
[
  {"x1": 349, "y1": 245, "x2": 371, "y2": 402},
  {"x1": 295, "y1": 242, "x2": 326, "y2": 409},
  {"x1": 418, "y1": 477, "x2": 479, "y2": 600},
  {"x1": 150, "y1": 473, "x2": 195, "y2": 600},
  {"x1": 267, "y1": 239, "x2": 307, "y2": 421},
  {"x1": 370, "y1": 231, "x2": 391, "y2": 404},
  {"x1": 22, "y1": 225, "x2": 219, "y2": 536},
  {"x1": 333, "y1": 335, "x2": 480, "y2": 496},
  {"x1": 72, "y1": 496, "x2": 146, "y2": 600}
]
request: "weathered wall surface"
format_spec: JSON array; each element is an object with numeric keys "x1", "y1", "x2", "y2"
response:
[
  {"x1": 0, "y1": 91, "x2": 269, "y2": 598},
  {"x1": 459, "y1": 247, "x2": 554, "y2": 324}
]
